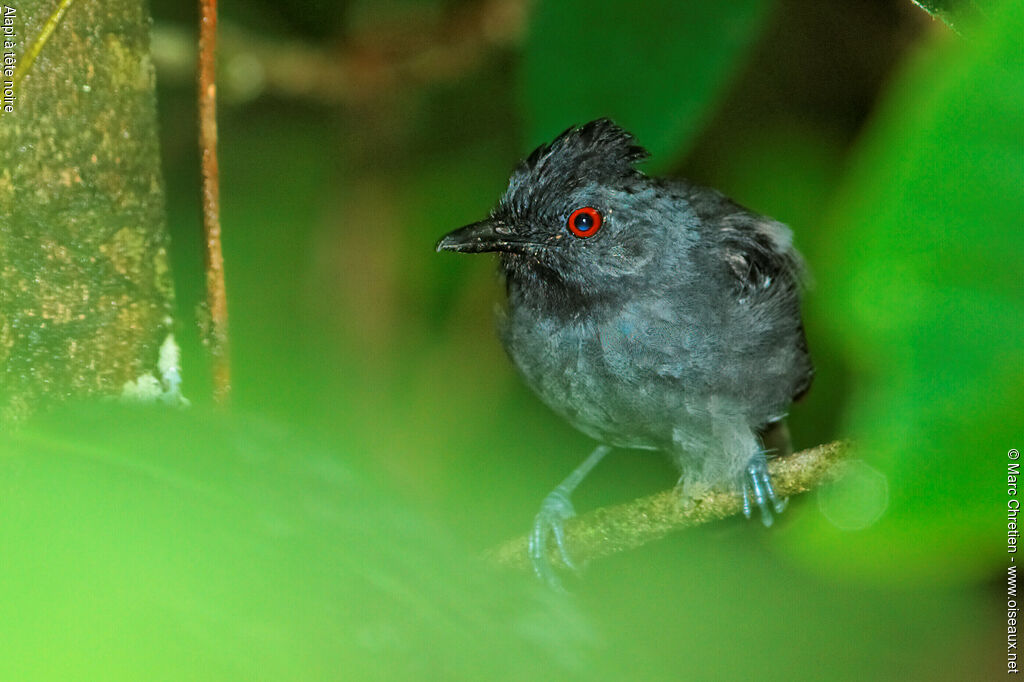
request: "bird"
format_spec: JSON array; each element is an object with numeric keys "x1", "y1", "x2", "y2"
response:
[{"x1": 436, "y1": 118, "x2": 813, "y2": 587}]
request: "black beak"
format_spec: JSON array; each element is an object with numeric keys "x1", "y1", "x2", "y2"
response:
[{"x1": 435, "y1": 218, "x2": 531, "y2": 254}]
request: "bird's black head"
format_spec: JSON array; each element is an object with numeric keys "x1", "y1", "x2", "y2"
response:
[{"x1": 437, "y1": 119, "x2": 697, "y2": 311}]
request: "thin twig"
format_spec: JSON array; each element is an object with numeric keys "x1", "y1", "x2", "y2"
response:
[
  {"x1": 198, "y1": 0, "x2": 230, "y2": 404},
  {"x1": 1, "y1": 0, "x2": 76, "y2": 115},
  {"x1": 486, "y1": 440, "x2": 851, "y2": 571}
]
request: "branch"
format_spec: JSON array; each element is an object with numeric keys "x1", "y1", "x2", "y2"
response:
[
  {"x1": 485, "y1": 440, "x2": 851, "y2": 571},
  {"x1": 151, "y1": 0, "x2": 530, "y2": 104}
]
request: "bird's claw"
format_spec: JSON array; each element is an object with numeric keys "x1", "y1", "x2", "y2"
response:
[
  {"x1": 528, "y1": 487, "x2": 578, "y2": 590},
  {"x1": 741, "y1": 452, "x2": 788, "y2": 527}
]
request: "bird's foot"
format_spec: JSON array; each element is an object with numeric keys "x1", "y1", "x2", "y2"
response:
[
  {"x1": 528, "y1": 486, "x2": 578, "y2": 591},
  {"x1": 741, "y1": 451, "x2": 788, "y2": 527}
]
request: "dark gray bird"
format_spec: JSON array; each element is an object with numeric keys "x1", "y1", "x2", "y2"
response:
[{"x1": 436, "y1": 119, "x2": 813, "y2": 587}]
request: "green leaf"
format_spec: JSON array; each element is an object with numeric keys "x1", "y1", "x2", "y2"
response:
[
  {"x1": 520, "y1": 0, "x2": 772, "y2": 166},
  {"x1": 790, "y1": 0, "x2": 1024, "y2": 583}
]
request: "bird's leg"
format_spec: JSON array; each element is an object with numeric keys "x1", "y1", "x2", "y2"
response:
[
  {"x1": 741, "y1": 449, "x2": 788, "y2": 527},
  {"x1": 529, "y1": 444, "x2": 612, "y2": 590}
]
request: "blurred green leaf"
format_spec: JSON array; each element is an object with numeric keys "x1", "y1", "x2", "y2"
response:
[
  {"x1": 0, "y1": 404, "x2": 595, "y2": 681},
  {"x1": 521, "y1": 0, "x2": 773, "y2": 164},
  {"x1": 791, "y1": 0, "x2": 1024, "y2": 583},
  {"x1": 910, "y1": 0, "x2": 995, "y2": 32}
]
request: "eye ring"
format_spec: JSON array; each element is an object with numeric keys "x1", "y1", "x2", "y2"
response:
[{"x1": 567, "y1": 207, "x2": 603, "y2": 238}]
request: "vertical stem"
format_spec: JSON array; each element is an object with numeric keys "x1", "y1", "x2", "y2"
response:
[{"x1": 198, "y1": 0, "x2": 231, "y2": 404}]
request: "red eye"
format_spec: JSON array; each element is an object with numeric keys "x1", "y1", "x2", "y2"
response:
[{"x1": 567, "y1": 207, "x2": 602, "y2": 238}]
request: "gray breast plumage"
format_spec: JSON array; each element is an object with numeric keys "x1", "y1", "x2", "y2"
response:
[
  {"x1": 498, "y1": 267, "x2": 807, "y2": 460},
  {"x1": 499, "y1": 295, "x2": 707, "y2": 451}
]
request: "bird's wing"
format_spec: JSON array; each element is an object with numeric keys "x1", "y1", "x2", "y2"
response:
[
  {"x1": 679, "y1": 183, "x2": 804, "y2": 295},
  {"x1": 676, "y1": 181, "x2": 814, "y2": 404}
]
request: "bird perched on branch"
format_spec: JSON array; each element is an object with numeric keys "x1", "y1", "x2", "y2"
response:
[{"x1": 437, "y1": 119, "x2": 813, "y2": 587}]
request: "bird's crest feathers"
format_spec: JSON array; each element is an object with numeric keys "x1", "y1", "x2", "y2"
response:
[
  {"x1": 501, "y1": 119, "x2": 649, "y2": 217},
  {"x1": 521, "y1": 118, "x2": 649, "y2": 178}
]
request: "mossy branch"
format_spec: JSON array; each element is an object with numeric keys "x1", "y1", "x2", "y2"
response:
[
  {"x1": 486, "y1": 440, "x2": 851, "y2": 571},
  {"x1": 0, "y1": 0, "x2": 175, "y2": 425}
]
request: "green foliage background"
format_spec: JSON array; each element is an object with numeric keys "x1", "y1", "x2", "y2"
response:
[{"x1": 2, "y1": 0, "x2": 1020, "y2": 678}]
